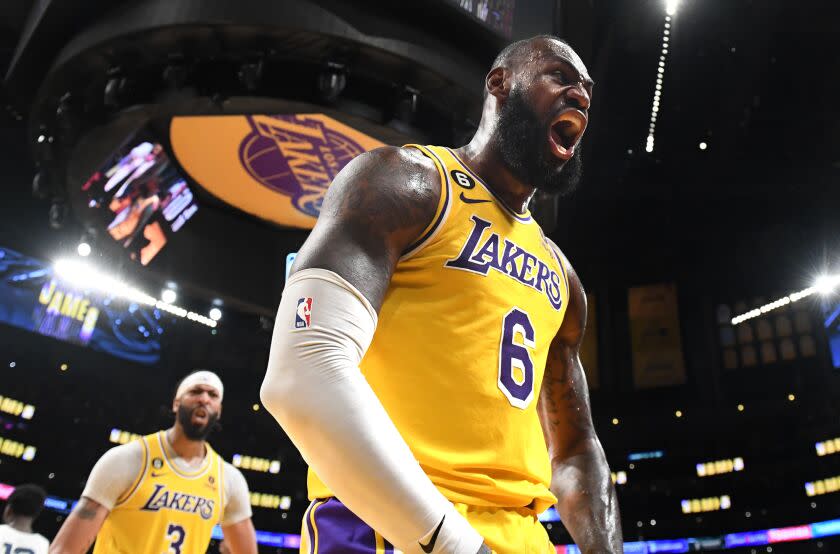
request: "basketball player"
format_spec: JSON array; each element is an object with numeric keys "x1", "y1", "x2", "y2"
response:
[
  {"x1": 50, "y1": 371, "x2": 258, "y2": 554},
  {"x1": 261, "y1": 35, "x2": 623, "y2": 553},
  {"x1": 0, "y1": 484, "x2": 50, "y2": 553}
]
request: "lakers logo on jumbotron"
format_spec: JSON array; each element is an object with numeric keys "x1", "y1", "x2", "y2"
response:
[{"x1": 238, "y1": 115, "x2": 365, "y2": 218}]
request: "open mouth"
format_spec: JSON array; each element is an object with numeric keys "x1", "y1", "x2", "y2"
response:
[
  {"x1": 192, "y1": 408, "x2": 208, "y2": 423},
  {"x1": 549, "y1": 109, "x2": 587, "y2": 160}
]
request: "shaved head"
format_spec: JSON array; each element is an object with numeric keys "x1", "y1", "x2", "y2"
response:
[
  {"x1": 484, "y1": 35, "x2": 588, "y2": 98},
  {"x1": 479, "y1": 35, "x2": 592, "y2": 195}
]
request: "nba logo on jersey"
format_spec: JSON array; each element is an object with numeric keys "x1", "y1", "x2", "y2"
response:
[{"x1": 295, "y1": 297, "x2": 313, "y2": 328}]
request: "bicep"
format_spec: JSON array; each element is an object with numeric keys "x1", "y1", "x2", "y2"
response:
[
  {"x1": 291, "y1": 146, "x2": 439, "y2": 310},
  {"x1": 221, "y1": 465, "x2": 252, "y2": 526},
  {"x1": 220, "y1": 519, "x2": 257, "y2": 554},
  {"x1": 81, "y1": 442, "x2": 143, "y2": 510},
  {"x1": 49, "y1": 497, "x2": 109, "y2": 553},
  {"x1": 538, "y1": 261, "x2": 597, "y2": 462}
]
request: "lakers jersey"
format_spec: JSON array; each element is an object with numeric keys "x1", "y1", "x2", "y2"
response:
[
  {"x1": 94, "y1": 431, "x2": 224, "y2": 554},
  {"x1": 308, "y1": 145, "x2": 570, "y2": 512}
]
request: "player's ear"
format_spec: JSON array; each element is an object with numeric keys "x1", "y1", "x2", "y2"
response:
[
  {"x1": 486, "y1": 67, "x2": 509, "y2": 100},
  {"x1": 172, "y1": 398, "x2": 179, "y2": 414}
]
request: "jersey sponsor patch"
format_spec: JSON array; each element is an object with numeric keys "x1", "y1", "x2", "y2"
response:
[{"x1": 295, "y1": 297, "x2": 313, "y2": 328}]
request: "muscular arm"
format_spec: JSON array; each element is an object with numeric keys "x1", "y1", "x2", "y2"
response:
[
  {"x1": 221, "y1": 519, "x2": 257, "y2": 554},
  {"x1": 262, "y1": 146, "x2": 489, "y2": 553},
  {"x1": 220, "y1": 463, "x2": 257, "y2": 554},
  {"x1": 49, "y1": 497, "x2": 109, "y2": 554},
  {"x1": 50, "y1": 442, "x2": 141, "y2": 554},
  {"x1": 538, "y1": 258, "x2": 623, "y2": 553},
  {"x1": 291, "y1": 145, "x2": 440, "y2": 308}
]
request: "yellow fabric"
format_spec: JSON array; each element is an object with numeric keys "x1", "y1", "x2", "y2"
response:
[
  {"x1": 308, "y1": 145, "x2": 569, "y2": 513},
  {"x1": 94, "y1": 431, "x2": 224, "y2": 554},
  {"x1": 454, "y1": 502, "x2": 555, "y2": 554},
  {"x1": 297, "y1": 502, "x2": 553, "y2": 554}
]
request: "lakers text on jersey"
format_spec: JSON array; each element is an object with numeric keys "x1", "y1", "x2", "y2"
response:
[
  {"x1": 94, "y1": 431, "x2": 224, "y2": 554},
  {"x1": 308, "y1": 145, "x2": 571, "y2": 513}
]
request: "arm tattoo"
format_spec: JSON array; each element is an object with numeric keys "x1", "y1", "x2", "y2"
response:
[{"x1": 74, "y1": 499, "x2": 101, "y2": 520}]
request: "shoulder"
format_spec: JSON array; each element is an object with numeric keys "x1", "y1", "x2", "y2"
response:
[
  {"x1": 221, "y1": 460, "x2": 250, "y2": 494},
  {"x1": 320, "y1": 145, "x2": 441, "y2": 227},
  {"x1": 97, "y1": 439, "x2": 145, "y2": 465}
]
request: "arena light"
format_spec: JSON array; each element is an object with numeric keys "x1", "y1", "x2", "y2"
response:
[
  {"x1": 161, "y1": 288, "x2": 177, "y2": 304},
  {"x1": 628, "y1": 450, "x2": 665, "y2": 461},
  {"x1": 815, "y1": 437, "x2": 840, "y2": 457},
  {"x1": 209, "y1": 307, "x2": 222, "y2": 321},
  {"x1": 681, "y1": 495, "x2": 731, "y2": 514},
  {"x1": 731, "y1": 283, "x2": 822, "y2": 325},
  {"x1": 815, "y1": 274, "x2": 840, "y2": 295},
  {"x1": 644, "y1": 12, "x2": 673, "y2": 153},
  {"x1": 611, "y1": 471, "x2": 628, "y2": 485},
  {"x1": 0, "y1": 395, "x2": 36, "y2": 420},
  {"x1": 108, "y1": 428, "x2": 141, "y2": 445},
  {"x1": 696, "y1": 457, "x2": 744, "y2": 477},
  {"x1": 77, "y1": 242, "x2": 91, "y2": 257},
  {"x1": 232, "y1": 454, "x2": 281, "y2": 474},
  {"x1": 53, "y1": 259, "x2": 216, "y2": 328},
  {"x1": 805, "y1": 475, "x2": 840, "y2": 497},
  {"x1": 0, "y1": 436, "x2": 37, "y2": 461},
  {"x1": 250, "y1": 492, "x2": 292, "y2": 510}
]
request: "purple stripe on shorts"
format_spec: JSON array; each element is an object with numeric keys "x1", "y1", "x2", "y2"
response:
[
  {"x1": 309, "y1": 497, "x2": 380, "y2": 553},
  {"x1": 303, "y1": 500, "x2": 317, "y2": 554}
]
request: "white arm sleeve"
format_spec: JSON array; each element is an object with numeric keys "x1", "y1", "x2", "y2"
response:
[
  {"x1": 80, "y1": 441, "x2": 144, "y2": 510},
  {"x1": 260, "y1": 268, "x2": 483, "y2": 554},
  {"x1": 221, "y1": 462, "x2": 253, "y2": 526}
]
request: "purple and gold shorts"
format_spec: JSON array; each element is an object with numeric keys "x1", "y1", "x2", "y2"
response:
[
  {"x1": 300, "y1": 498, "x2": 398, "y2": 553},
  {"x1": 298, "y1": 497, "x2": 555, "y2": 554}
]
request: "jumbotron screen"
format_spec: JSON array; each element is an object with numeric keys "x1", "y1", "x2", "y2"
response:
[
  {"x1": 81, "y1": 133, "x2": 199, "y2": 266},
  {"x1": 446, "y1": 0, "x2": 515, "y2": 38}
]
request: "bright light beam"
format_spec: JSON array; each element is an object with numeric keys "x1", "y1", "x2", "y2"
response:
[
  {"x1": 53, "y1": 259, "x2": 216, "y2": 328},
  {"x1": 665, "y1": 0, "x2": 680, "y2": 16},
  {"x1": 815, "y1": 274, "x2": 840, "y2": 295}
]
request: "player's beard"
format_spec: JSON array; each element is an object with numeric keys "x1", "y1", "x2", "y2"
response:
[
  {"x1": 495, "y1": 87, "x2": 583, "y2": 196},
  {"x1": 177, "y1": 404, "x2": 219, "y2": 441}
]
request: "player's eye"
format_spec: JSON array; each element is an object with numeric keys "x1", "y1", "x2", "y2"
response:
[{"x1": 553, "y1": 70, "x2": 571, "y2": 84}]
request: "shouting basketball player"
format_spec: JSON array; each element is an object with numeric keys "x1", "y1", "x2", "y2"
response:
[
  {"x1": 261, "y1": 35, "x2": 623, "y2": 553},
  {"x1": 50, "y1": 371, "x2": 257, "y2": 554}
]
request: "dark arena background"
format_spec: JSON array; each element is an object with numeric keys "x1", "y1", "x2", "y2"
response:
[{"x1": 2, "y1": 0, "x2": 840, "y2": 552}]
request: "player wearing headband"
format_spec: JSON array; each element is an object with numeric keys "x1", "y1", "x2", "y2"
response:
[{"x1": 50, "y1": 371, "x2": 258, "y2": 554}]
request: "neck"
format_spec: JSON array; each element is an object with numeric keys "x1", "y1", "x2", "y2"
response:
[
  {"x1": 6, "y1": 517, "x2": 33, "y2": 533},
  {"x1": 455, "y1": 122, "x2": 536, "y2": 215},
  {"x1": 165, "y1": 426, "x2": 206, "y2": 462}
]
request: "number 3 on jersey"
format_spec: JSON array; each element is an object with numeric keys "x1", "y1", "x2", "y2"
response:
[
  {"x1": 166, "y1": 524, "x2": 186, "y2": 554},
  {"x1": 498, "y1": 308, "x2": 536, "y2": 409}
]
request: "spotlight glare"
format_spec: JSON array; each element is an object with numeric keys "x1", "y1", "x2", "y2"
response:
[
  {"x1": 52, "y1": 259, "x2": 215, "y2": 328},
  {"x1": 209, "y1": 307, "x2": 223, "y2": 321},
  {"x1": 815, "y1": 274, "x2": 840, "y2": 295},
  {"x1": 77, "y1": 242, "x2": 91, "y2": 257},
  {"x1": 665, "y1": 0, "x2": 679, "y2": 16},
  {"x1": 161, "y1": 289, "x2": 177, "y2": 304},
  {"x1": 699, "y1": 141, "x2": 708, "y2": 150}
]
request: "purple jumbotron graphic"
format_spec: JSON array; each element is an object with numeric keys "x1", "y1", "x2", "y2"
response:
[{"x1": 238, "y1": 115, "x2": 365, "y2": 218}]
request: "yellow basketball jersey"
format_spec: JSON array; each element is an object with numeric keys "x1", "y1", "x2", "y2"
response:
[
  {"x1": 308, "y1": 145, "x2": 570, "y2": 512},
  {"x1": 94, "y1": 431, "x2": 224, "y2": 554}
]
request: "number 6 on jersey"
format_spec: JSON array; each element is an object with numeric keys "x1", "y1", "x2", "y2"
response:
[{"x1": 498, "y1": 308, "x2": 536, "y2": 409}]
